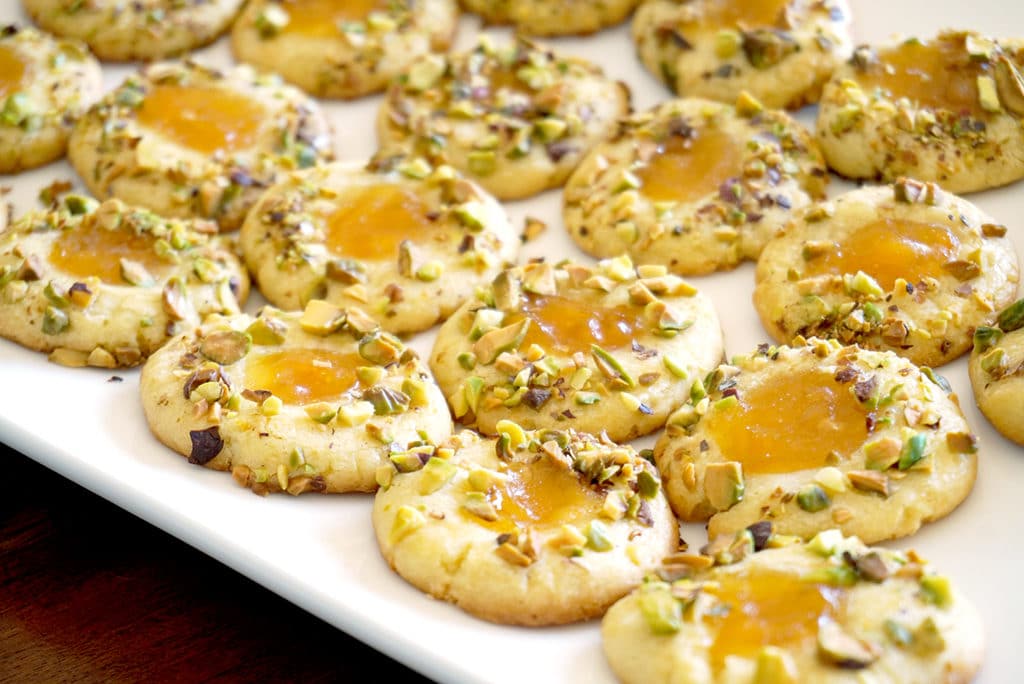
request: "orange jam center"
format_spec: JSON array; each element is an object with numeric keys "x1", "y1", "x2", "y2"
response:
[
  {"x1": 280, "y1": 0, "x2": 384, "y2": 37},
  {"x1": 702, "y1": 0, "x2": 793, "y2": 28},
  {"x1": 137, "y1": 84, "x2": 266, "y2": 156},
  {"x1": 858, "y1": 38, "x2": 983, "y2": 115},
  {"x1": 705, "y1": 569, "x2": 845, "y2": 668},
  {"x1": 805, "y1": 218, "x2": 959, "y2": 291},
  {"x1": 323, "y1": 185, "x2": 434, "y2": 262},
  {"x1": 470, "y1": 457, "x2": 604, "y2": 533},
  {"x1": 508, "y1": 293, "x2": 646, "y2": 355},
  {"x1": 49, "y1": 221, "x2": 167, "y2": 285},
  {"x1": 245, "y1": 348, "x2": 361, "y2": 405},
  {"x1": 0, "y1": 45, "x2": 28, "y2": 99},
  {"x1": 707, "y1": 369, "x2": 868, "y2": 474},
  {"x1": 638, "y1": 128, "x2": 744, "y2": 204}
]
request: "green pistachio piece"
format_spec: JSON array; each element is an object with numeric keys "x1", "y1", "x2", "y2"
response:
[
  {"x1": 848, "y1": 270, "x2": 885, "y2": 297},
  {"x1": 898, "y1": 433, "x2": 927, "y2": 470},
  {"x1": 919, "y1": 575, "x2": 954, "y2": 608},
  {"x1": 464, "y1": 376, "x2": 485, "y2": 413},
  {"x1": 742, "y1": 29, "x2": 798, "y2": 69},
  {"x1": 300, "y1": 300, "x2": 346, "y2": 336},
  {"x1": 997, "y1": 298, "x2": 1024, "y2": 332},
  {"x1": 362, "y1": 386, "x2": 410, "y2": 415},
  {"x1": 390, "y1": 451, "x2": 427, "y2": 473},
  {"x1": 803, "y1": 565, "x2": 859, "y2": 587},
  {"x1": 591, "y1": 344, "x2": 635, "y2": 388},
  {"x1": 473, "y1": 319, "x2": 529, "y2": 365},
  {"x1": 452, "y1": 202, "x2": 488, "y2": 232},
  {"x1": 796, "y1": 483, "x2": 830, "y2": 512},
  {"x1": 63, "y1": 194, "x2": 97, "y2": 215},
  {"x1": 418, "y1": 457, "x2": 457, "y2": 495},
  {"x1": 585, "y1": 520, "x2": 614, "y2": 552},
  {"x1": 397, "y1": 157, "x2": 432, "y2": 179},
  {"x1": 1, "y1": 92, "x2": 33, "y2": 127},
  {"x1": 42, "y1": 306, "x2": 69, "y2": 335},
  {"x1": 255, "y1": 4, "x2": 289, "y2": 36},
  {"x1": 637, "y1": 587, "x2": 682, "y2": 635},
  {"x1": 704, "y1": 461, "x2": 744, "y2": 511},
  {"x1": 467, "y1": 150, "x2": 497, "y2": 176},
  {"x1": 43, "y1": 281, "x2": 69, "y2": 308},
  {"x1": 245, "y1": 317, "x2": 287, "y2": 345},
  {"x1": 994, "y1": 55, "x2": 1024, "y2": 117},
  {"x1": 470, "y1": 308, "x2": 505, "y2": 340},
  {"x1": 200, "y1": 330, "x2": 251, "y2": 365},
  {"x1": 884, "y1": 619, "x2": 914, "y2": 647},
  {"x1": 574, "y1": 391, "x2": 601, "y2": 405},
  {"x1": 816, "y1": 619, "x2": 879, "y2": 669},
  {"x1": 977, "y1": 75, "x2": 1002, "y2": 112},
  {"x1": 358, "y1": 330, "x2": 403, "y2": 365},
  {"x1": 980, "y1": 347, "x2": 1007, "y2": 375},
  {"x1": 304, "y1": 402, "x2": 337, "y2": 424},
  {"x1": 457, "y1": 352, "x2": 477, "y2": 370},
  {"x1": 462, "y1": 491, "x2": 499, "y2": 521},
  {"x1": 753, "y1": 646, "x2": 798, "y2": 684},
  {"x1": 401, "y1": 377, "x2": 431, "y2": 407},
  {"x1": 715, "y1": 30, "x2": 742, "y2": 58},
  {"x1": 390, "y1": 505, "x2": 425, "y2": 544},
  {"x1": 637, "y1": 470, "x2": 660, "y2": 499},
  {"x1": 973, "y1": 325, "x2": 1003, "y2": 353},
  {"x1": 534, "y1": 117, "x2": 567, "y2": 142}
]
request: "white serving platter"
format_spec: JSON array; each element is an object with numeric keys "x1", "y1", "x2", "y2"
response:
[{"x1": 1, "y1": 0, "x2": 1022, "y2": 681}]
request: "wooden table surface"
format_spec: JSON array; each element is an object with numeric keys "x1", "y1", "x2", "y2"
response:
[{"x1": 0, "y1": 444, "x2": 432, "y2": 683}]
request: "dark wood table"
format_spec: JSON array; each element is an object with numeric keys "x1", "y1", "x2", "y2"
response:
[{"x1": 0, "y1": 444, "x2": 432, "y2": 683}]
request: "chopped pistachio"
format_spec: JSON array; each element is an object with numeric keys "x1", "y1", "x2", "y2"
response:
[
  {"x1": 980, "y1": 346, "x2": 1007, "y2": 375},
  {"x1": 919, "y1": 574, "x2": 954, "y2": 608},
  {"x1": 742, "y1": 29, "x2": 798, "y2": 69},
  {"x1": 638, "y1": 587, "x2": 682, "y2": 635},
  {"x1": 715, "y1": 30, "x2": 743, "y2": 58},
  {"x1": 816, "y1": 619, "x2": 879, "y2": 669},
  {"x1": 1, "y1": 92, "x2": 33, "y2": 127},
  {"x1": 848, "y1": 270, "x2": 885, "y2": 297},
  {"x1": 261, "y1": 395, "x2": 283, "y2": 416},
  {"x1": 463, "y1": 491, "x2": 499, "y2": 521},
  {"x1": 735, "y1": 90, "x2": 764, "y2": 117},
  {"x1": 300, "y1": 299, "x2": 346, "y2": 335},
  {"x1": 946, "y1": 432, "x2": 978, "y2": 454},
  {"x1": 397, "y1": 157, "x2": 432, "y2": 179},
  {"x1": 473, "y1": 319, "x2": 529, "y2": 364},
  {"x1": 86, "y1": 347, "x2": 117, "y2": 369},
  {"x1": 997, "y1": 298, "x2": 1024, "y2": 332},
  {"x1": 120, "y1": 259, "x2": 153, "y2": 287},
  {"x1": 401, "y1": 377, "x2": 431, "y2": 408},
  {"x1": 337, "y1": 401, "x2": 374, "y2": 426},
  {"x1": 994, "y1": 55, "x2": 1024, "y2": 116},
  {"x1": 585, "y1": 520, "x2": 614, "y2": 552},
  {"x1": 847, "y1": 470, "x2": 890, "y2": 497},
  {"x1": 417, "y1": 457, "x2": 457, "y2": 495},
  {"x1": 495, "y1": 541, "x2": 534, "y2": 567},
  {"x1": 796, "y1": 483, "x2": 830, "y2": 512},
  {"x1": 884, "y1": 619, "x2": 914, "y2": 648},
  {"x1": 806, "y1": 529, "x2": 844, "y2": 557},
  {"x1": 358, "y1": 330, "x2": 403, "y2": 365},
  {"x1": 254, "y1": 4, "x2": 289, "y2": 36},
  {"x1": 362, "y1": 386, "x2": 410, "y2": 415},
  {"x1": 592, "y1": 344, "x2": 635, "y2": 388},
  {"x1": 973, "y1": 325, "x2": 1003, "y2": 353},
  {"x1": 637, "y1": 470, "x2": 660, "y2": 499},
  {"x1": 864, "y1": 437, "x2": 901, "y2": 470},
  {"x1": 898, "y1": 433, "x2": 927, "y2": 470},
  {"x1": 977, "y1": 75, "x2": 1002, "y2": 112},
  {"x1": 42, "y1": 306, "x2": 69, "y2": 335},
  {"x1": 704, "y1": 461, "x2": 744, "y2": 510},
  {"x1": 390, "y1": 505, "x2": 425, "y2": 544},
  {"x1": 304, "y1": 402, "x2": 337, "y2": 424},
  {"x1": 753, "y1": 646, "x2": 798, "y2": 684},
  {"x1": 199, "y1": 330, "x2": 251, "y2": 365}
]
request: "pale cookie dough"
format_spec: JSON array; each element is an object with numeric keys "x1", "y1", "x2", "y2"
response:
[
  {"x1": 817, "y1": 31, "x2": 1024, "y2": 194},
  {"x1": 602, "y1": 527, "x2": 985, "y2": 684},
  {"x1": 429, "y1": 256, "x2": 724, "y2": 442},
  {"x1": 654, "y1": 338, "x2": 979, "y2": 544},
  {"x1": 231, "y1": 0, "x2": 458, "y2": 99},
  {"x1": 753, "y1": 180, "x2": 1020, "y2": 367},
  {"x1": 140, "y1": 301, "x2": 452, "y2": 495},
  {"x1": 969, "y1": 299, "x2": 1024, "y2": 445},
  {"x1": 460, "y1": 0, "x2": 638, "y2": 36},
  {"x1": 69, "y1": 61, "x2": 334, "y2": 232},
  {"x1": 632, "y1": 0, "x2": 852, "y2": 110},
  {"x1": 564, "y1": 95, "x2": 828, "y2": 276},
  {"x1": 373, "y1": 423, "x2": 678, "y2": 625},
  {"x1": 240, "y1": 157, "x2": 518, "y2": 335},
  {"x1": 376, "y1": 36, "x2": 629, "y2": 200},
  {"x1": 0, "y1": 196, "x2": 250, "y2": 368},
  {"x1": 0, "y1": 26, "x2": 101, "y2": 174},
  {"x1": 22, "y1": 0, "x2": 243, "y2": 61}
]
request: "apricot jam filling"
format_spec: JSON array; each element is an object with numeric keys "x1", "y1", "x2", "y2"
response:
[
  {"x1": 857, "y1": 38, "x2": 984, "y2": 115},
  {"x1": 324, "y1": 185, "x2": 434, "y2": 262},
  {"x1": 137, "y1": 84, "x2": 266, "y2": 156},
  {"x1": 508, "y1": 293, "x2": 646, "y2": 355},
  {"x1": 805, "y1": 218, "x2": 959, "y2": 290},
  {"x1": 49, "y1": 222, "x2": 167, "y2": 285},
  {"x1": 707, "y1": 369, "x2": 868, "y2": 474},
  {"x1": 705, "y1": 569, "x2": 846, "y2": 668},
  {"x1": 245, "y1": 348, "x2": 362, "y2": 405},
  {"x1": 279, "y1": 0, "x2": 385, "y2": 38},
  {"x1": 700, "y1": 0, "x2": 793, "y2": 29},
  {"x1": 637, "y1": 128, "x2": 744, "y2": 204},
  {"x1": 468, "y1": 457, "x2": 604, "y2": 533},
  {"x1": 0, "y1": 45, "x2": 28, "y2": 99}
]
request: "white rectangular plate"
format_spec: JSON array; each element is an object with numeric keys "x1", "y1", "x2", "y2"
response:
[{"x1": 1, "y1": 1, "x2": 1022, "y2": 681}]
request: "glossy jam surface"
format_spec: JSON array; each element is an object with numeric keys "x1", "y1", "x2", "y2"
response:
[
  {"x1": 470, "y1": 457, "x2": 604, "y2": 533},
  {"x1": 324, "y1": 185, "x2": 434, "y2": 261},
  {"x1": 701, "y1": 0, "x2": 793, "y2": 28},
  {"x1": 637, "y1": 128, "x2": 743, "y2": 204},
  {"x1": 707, "y1": 369, "x2": 868, "y2": 474},
  {"x1": 245, "y1": 348, "x2": 361, "y2": 405},
  {"x1": 858, "y1": 38, "x2": 983, "y2": 115},
  {"x1": 805, "y1": 218, "x2": 959, "y2": 290},
  {"x1": 49, "y1": 222, "x2": 167, "y2": 285},
  {"x1": 705, "y1": 569, "x2": 845, "y2": 668},
  {"x1": 280, "y1": 0, "x2": 384, "y2": 37},
  {"x1": 509, "y1": 293, "x2": 646, "y2": 355},
  {"x1": 137, "y1": 84, "x2": 265, "y2": 156},
  {"x1": 0, "y1": 45, "x2": 28, "y2": 99}
]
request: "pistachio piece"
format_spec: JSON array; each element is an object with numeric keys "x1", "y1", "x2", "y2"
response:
[
  {"x1": 704, "y1": 461, "x2": 744, "y2": 511},
  {"x1": 943, "y1": 259, "x2": 981, "y2": 280},
  {"x1": 521, "y1": 263, "x2": 557, "y2": 295},
  {"x1": 42, "y1": 306, "x2": 69, "y2": 335},
  {"x1": 362, "y1": 386, "x2": 410, "y2": 415},
  {"x1": 390, "y1": 505, "x2": 425, "y2": 544},
  {"x1": 742, "y1": 29, "x2": 798, "y2": 69},
  {"x1": 863, "y1": 437, "x2": 901, "y2": 470},
  {"x1": 199, "y1": 330, "x2": 251, "y2": 365},
  {"x1": 847, "y1": 470, "x2": 890, "y2": 497},
  {"x1": 898, "y1": 433, "x2": 927, "y2": 470},
  {"x1": 245, "y1": 316, "x2": 287, "y2": 345},
  {"x1": 473, "y1": 319, "x2": 529, "y2": 365},
  {"x1": 120, "y1": 258, "x2": 153, "y2": 287},
  {"x1": 418, "y1": 457, "x2": 457, "y2": 495},
  {"x1": 994, "y1": 55, "x2": 1024, "y2": 116},
  {"x1": 358, "y1": 330, "x2": 403, "y2": 364},
  {"x1": 585, "y1": 520, "x2": 614, "y2": 552},
  {"x1": 637, "y1": 470, "x2": 660, "y2": 499},
  {"x1": 920, "y1": 574, "x2": 954, "y2": 608},
  {"x1": 491, "y1": 269, "x2": 522, "y2": 310},
  {"x1": 495, "y1": 541, "x2": 534, "y2": 567},
  {"x1": 796, "y1": 484, "x2": 831, "y2": 512},
  {"x1": 735, "y1": 90, "x2": 764, "y2": 117},
  {"x1": 817, "y1": 618, "x2": 880, "y2": 669},
  {"x1": 326, "y1": 258, "x2": 366, "y2": 283},
  {"x1": 188, "y1": 426, "x2": 223, "y2": 465},
  {"x1": 977, "y1": 74, "x2": 1002, "y2": 112},
  {"x1": 946, "y1": 431, "x2": 978, "y2": 454},
  {"x1": 161, "y1": 278, "x2": 189, "y2": 321},
  {"x1": 638, "y1": 586, "x2": 682, "y2": 635},
  {"x1": 753, "y1": 646, "x2": 798, "y2": 684},
  {"x1": 300, "y1": 299, "x2": 346, "y2": 335},
  {"x1": 336, "y1": 401, "x2": 374, "y2": 426},
  {"x1": 463, "y1": 491, "x2": 499, "y2": 521},
  {"x1": 254, "y1": 4, "x2": 289, "y2": 36},
  {"x1": 852, "y1": 551, "x2": 890, "y2": 582},
  {"x1": 997, "y1": 298, "x2": 1024, "y2": 332},
  {"x1": 592, "y1": 344, "x2": 635, "y2": 388}
]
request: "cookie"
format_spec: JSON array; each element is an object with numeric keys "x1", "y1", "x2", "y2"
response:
[
  {"x1": 239, "y1": 157, "x2": 518, "y2": 335},
  {"x1": 231, "y1": 0, "x2": 458, "y2": 99},
  {"x1": 22, "y1": 0, "x2": 243, "y2": 61},
  {"x1": 969, "y1": 299, "x2": 1024, "y2": 445},
  {"x1": 654, "y1": 338, "x2": 979, "y2": 544},
  {"x1": 0, "y1": 26, "x2": 102, "y2": 174},
  {"x1": 602, "y1": 527, "x2": 984, "y2": 684},
  {"x1": 140, "y1": 301, "x2": 452, "y2": 495},
  {"x1": 817, "y1": 31, "x2": 1024, "y2": 194},
  {"x1": 564, "y1": 95, "x2": 828, "y2": 276},
  {"x1": 68, "y1": 61, "x2": 334, "y2": 231},
  {"x1": 753, "y1": 180, "x2": 1020, "y2": 367},
  {"x1": 376, "y1": 36, "x2": 629, "y2": 200},
  {"x1": 372, "y1": 423, "x2": 678, "y2": 625},
  {"x1": 429, "y1": 257, "x2": 724, "y2": 442},
  {"x1": 632, "y1": 0, "x2": 852, "y2": 110},
  {"x1": 460, "y1": 0, "x2": 637, "y2": 36},
  {"x1": 0, "y1": 196, "x2": 250, "y2": 368}
]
